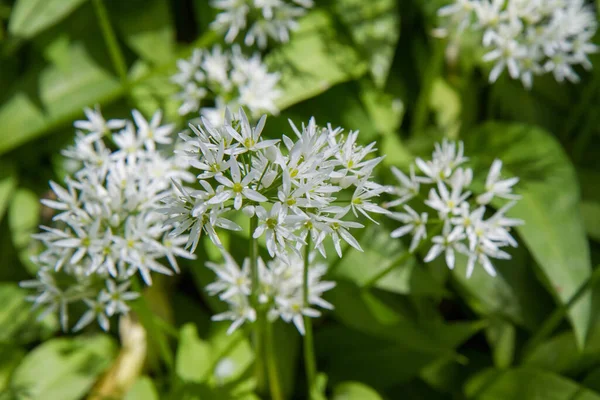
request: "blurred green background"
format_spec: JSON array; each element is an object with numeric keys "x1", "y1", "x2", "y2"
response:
[{"x1": 1, "y1": 0, "x2": 600, "y2": 399}]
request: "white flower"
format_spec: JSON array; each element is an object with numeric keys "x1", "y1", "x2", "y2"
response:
[
  {"x1": 172, "y1": 45, "x2": 281, "y2": 120},
  {"x1": 425, "y1": 180, "x2": 470, "y2": 217},
  {"x1": 213, "y1": 295, "x2": 257, "y2": 335},
  {"x1": 386, "y1": 165, "x2": 420, "y2": 207},
  {"x1": 163, "y1": 108, "x2": 384, "y2": 260},
  {"x1": 210, "y1": 0, "x2": 313, "y2": 49},
  {"x1": 386, "y1": 140, "x2": 524, "y2": 278},
  {"x1": 74, "y1": 106, "x2": 126, "y2": 140},
  {"x1": 437, "y1": 0, "x2": 599, "y2": 87},
  {"x1": 206, "y1": 250, "x2": 334, "y2": 336},
  {"x1": 215, "y1": 158, "x2": 267, "y2": 209},
  {"x1": 476, "y1": 159, "x2": 520, "y2": 205},
  {"x1": 22, "y1": 108, "x2": 194, "y2": 332},
  {"x1": 206, "y1": 254, "x2": 252, "y2": 300},
  {"x1": 132, "y1": 110, "x2": 174, "y2": 151},
  {"x1": 423, "y1": 221, "x2": 467, "y2": 269},
  {"x1": 254, "y1": 203, "x2": 302, "y2": 257},
  {"x1": 389, "y1": 206, "x2": 428, "y2": 252}
]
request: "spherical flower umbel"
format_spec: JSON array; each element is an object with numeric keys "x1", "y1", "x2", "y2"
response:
[
  {"x1": 160, "y1": 107, "x2": 388, "y2": 261},
  {"x1": 210, "y1": 0, "x2": 313, "y2": 49},
  {"x1": 436, "y1": 0, "x2": 599, "y2": 88},
  {"x1": 385, "y1": 139, "x2": 524, "y2": 278},
  {"x1": 172, "y1": 45, "x2": 281, "y2": 123},
  {"x1": 21, "y1": 107, "x2": 195, "y2": 332}
]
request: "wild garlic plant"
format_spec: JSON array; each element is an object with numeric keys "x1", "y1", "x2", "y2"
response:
[
  {"x1": 160, "y1": 107, "x2": 386, "y2": 397},
  {"x1": 172, "y1": 45, "x2": 281, "y2": 123},
  {"x1": 20, "y1": 108, "x2": 195, "y2": 332},
  {"x1": 385, "y1": 140, "x2": 524, "y2": 278},
  {"x1": 210, "y1": 0, "x2": 313, "y2": 49},
  {"x1": 436, "y1": 0, "x2": 598, "y2": 88}
]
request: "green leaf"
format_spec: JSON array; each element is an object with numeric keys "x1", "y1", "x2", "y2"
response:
[
  {"x1": 0, "y1": 161, "x2": 17, "y2": 223},
  {"x1": 485, "y1": 318, "x2": 515, "y2": 369},
  {"x1": 267, "y1": 9, "x2": 367, "y2": 110},
  {"x1": 8, "y1": 188, "x2": 39, "y2": 251},
  {"x1": 0, "y1": 345, "x2": 25, "y2": 392},
  {"x1": 581, "y1": 202, "x2": 600, "y2": 242},
  {"x1": 331, "y1": 0, "x2": 400, "y2": 87},
  {"x1": 124, "y1": 376, "x2": 159, "y2": 400},
  {"x1": 176, "y1": 324, "x2": 212, "y2": 383},
  {"x1": 109, "y1": 0, "x2": 175, "y2": 64},
  {"x1": 316, "y1": 318, "x2": 481, "y2": 390},
  {"x1": 466, "y1": 123, "x2": 592, "y2": 347},
  {"x1": 329, "y1": 224, "x2": 445, "y2": 296},
  {"x1": 465, "y1": 368, "x2": 600, "y2": 400},
  {"x1": 359, "y1": 78, "x2": 405, "y2": 135},
  {"x1": 10, "y1": 335, "x2": 117, "y2": 400},
  {"x1": 8, "y1": 0, "x2": 88, "y2": 38},
  {"x1": 449, "y1": 245, "x2": 552, "y2": 331},
  {"x1": 332, "y1": 381, "x2": 383, "y2": 400},
  {"x1": 0, "y1": 39, "x2": 121, "y2": 155}
]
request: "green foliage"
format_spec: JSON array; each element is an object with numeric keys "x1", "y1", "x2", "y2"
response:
[
  {"x1": 9, "y1": 0, "x2": 88, "y2": 39},
  {"x1": 7, "y1": 335, "x2": 116, "y2": 400},
  {"x1": 1, "y1": 0, "x2": 600, "y2": 398}
]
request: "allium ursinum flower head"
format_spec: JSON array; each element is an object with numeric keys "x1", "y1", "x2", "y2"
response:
[
  {"x1": 160, "y1": 107, "x2": 387, "y2": 259},
  {"x1": 172, "y1": 45, "x2": 281, "y2": 122},
  {"x1": 385, "y1": 139, "x2": 524, "y2": 278},
  {"x1": 20, "y1": 107, "x2": 195, "y2": 332},
  {"x1": 206, "y1": 250, "x2": 334, "y2": 335},
  {"x1": 210, "y1": 0, "x2": 313, "y2": 49},
  {"x1": 436, "y1": 0, "x2": 599, "y2": 88}
]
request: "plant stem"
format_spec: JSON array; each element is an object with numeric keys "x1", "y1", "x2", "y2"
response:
[
  {"x1": 92, "y1": 0, "x2": 128, "y2": 85},
  {"x1": 248, "y1": 216, "x2": 267, "y2": 393},
  {"x1": 522, "y1": 264, "x2": 600, "y2": 358},
  {"x1": 264, "y1": 320, "x2": 284, "y2": 400},
  {"x1": 303, "y1": 238, "x2": 317, "y2": 398},
  {"x1": 410, "y1": 39, "x2": 445, "y2": 137}
]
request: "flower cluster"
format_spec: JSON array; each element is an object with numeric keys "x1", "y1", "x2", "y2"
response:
[
  {"x1": 172, "y1": 45, "x2": 281, "y2": 124},
  {"x1": 161, "y1": 108, "x2": 387, "y2": 259},
  {"x1": 210, "y1": 0, "x2": 313, "y2": 49},
  {"x1": 206, "y1": 252, "x2": 334, "y2": 335},
  {"x1": 21, "y1": 108, "x2": 195, "y2": 332},
  {"x1": 386, "y1": 140, "x2": 523, "y2": 278},
  {"x1": 437, "y1": 0, "x2": 598, "y2": 88}
]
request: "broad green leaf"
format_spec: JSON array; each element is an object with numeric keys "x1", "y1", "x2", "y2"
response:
[
  {"x1": 110, "y1": 0, "x2": 175, "y2": 64},
  {"x1": 176, "y1": 324, "x2": 212, "y2": 383},
  {"x1": 332, "y1": 0, "x2": 400, "y2": 87},
  {"x1": 581, "y1": 202, "x2": 600, "y2": 242},
  {"x1": 316, "y1": 318, "x2": 481, "y2": 390},
  {"x1": 10, "y1": 335, "x2": 117, "y2": 400},
  {"x1": 329, "y1": 224, "x2": 445, "y2": 297},
  {"x1": 8, "y1": 188, "x2": 39, "y2": 251},
  {"x1": 267, "y1": 10, "x2": 367, "y2": 110},
  {"x1": 466, "y1": 123, "x2": 592, "y2": 347},
  {"x1": 332, "y1": 381, "x2": 383, "y2": 400},
  {"x1": 124, "y1": 376, "x2": 159, "y2": 400},
  {"x1": 0, "y1": 40, "x2": 121, "y2": 155},
  {"x1": 8, "y1": 0, "x2": 88, "y2": 38},
  {"x1": 206, "y1": 325, "x2": 255, "y2": 392},
  {"x1": 0, "y1": 161, "x2": 17, "y2": 223},
  {"x1": 465, "y1": 368, "x2": 600, "y2": 400},
  {"x1": 450, "y1": 245, "x2": 552, "y2": 331}
]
